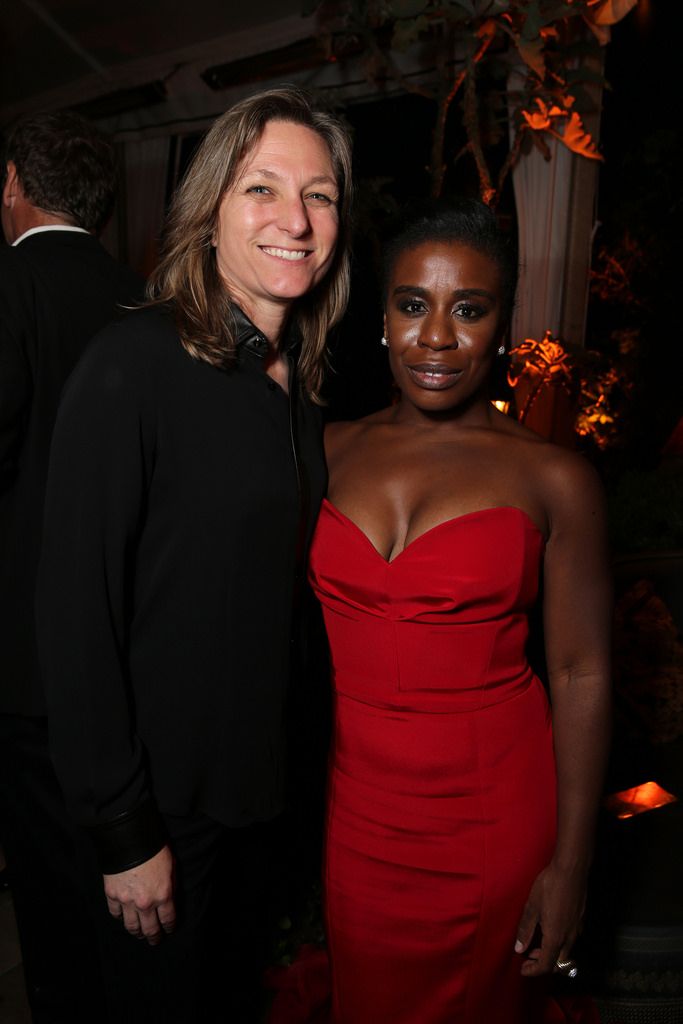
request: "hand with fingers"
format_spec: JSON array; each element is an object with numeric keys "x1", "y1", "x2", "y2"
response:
[
  {"x1": 103, "y1": 844, "x2": 176, "y2": 946},
  {"x1": 514, "y1": 860, "x2": 587, "y2": 978}
]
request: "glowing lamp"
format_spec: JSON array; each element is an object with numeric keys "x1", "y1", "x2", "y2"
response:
[{"x1": 604, "y1": 781, "x2": 678, "y2": 820}]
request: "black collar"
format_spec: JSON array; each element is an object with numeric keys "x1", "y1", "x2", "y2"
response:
[
  {"x1": 231, "y1": 304, "x2": 269, "y2": 358},
  {"x1": 231, "y1": 304, "x2": 301, "y2": 360}
]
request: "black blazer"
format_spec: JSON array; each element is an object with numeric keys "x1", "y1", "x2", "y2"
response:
[
  {"x1": 0, "y1": 230, "x2": 143, "y2": 715},
  {"x1": 37, "y1": 305, "x2": 327, "y2": 872}
]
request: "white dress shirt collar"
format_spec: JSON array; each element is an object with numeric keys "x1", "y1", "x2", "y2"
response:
[{"x1": 12, "y1": 225, "x2": 90, "y2": 247}]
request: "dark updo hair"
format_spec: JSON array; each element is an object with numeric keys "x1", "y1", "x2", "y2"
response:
[{"x1": 382, "y1": 198, "x2": 518, "y2": 326}]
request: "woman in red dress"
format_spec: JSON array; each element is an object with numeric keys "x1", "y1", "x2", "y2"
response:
[{"x1": 308, "y1": 200, "x2": 611, "y2": 1023}]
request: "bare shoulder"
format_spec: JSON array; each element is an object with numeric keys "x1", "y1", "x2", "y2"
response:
[
  {"x1": 496, "y1": 412, "x2": 600, "y2": 494},
  {"x1": 485, "y1": 413, "x2": 603, "y2": 529},
  {"x1": 528, "y1": 437, "x2": 606, "y2": 537},
  {"x1": 324, "y1": 419, "x2": 363, "y2": 463},
  {"x1": 324, "y1": 407, "x2": 390, "y2": 464}
]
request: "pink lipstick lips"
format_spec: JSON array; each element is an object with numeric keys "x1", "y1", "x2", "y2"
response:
[{"x1": 405, "y1": 362, "x2": 462, "y2": 390}]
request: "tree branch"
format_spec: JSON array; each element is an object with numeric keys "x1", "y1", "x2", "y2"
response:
[
  {"x1": 463, "y1": 56, "x2": 495, "y2": 205},
  {"x1": 430, "y1": 27, "x2": 496, "y2": 198}
]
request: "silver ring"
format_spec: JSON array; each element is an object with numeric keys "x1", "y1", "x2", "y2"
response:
[{"x1": 555, "y1": 958, "x2": 578, "y2": 979}]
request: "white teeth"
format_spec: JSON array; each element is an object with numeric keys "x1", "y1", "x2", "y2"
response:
[{"x1": 261, "y1": 247, "x2": 309, "y2": 261}]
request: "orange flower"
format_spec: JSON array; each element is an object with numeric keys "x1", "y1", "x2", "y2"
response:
[
  {"x1": 521, "y1": 99, "x2": 572, "y2": 134},
  {"x1": 521, "y1": 98, "x2": 551, "y2": 131},
  {"x1": 555, "y1": 111, "x2": 603, "y2": 161}
]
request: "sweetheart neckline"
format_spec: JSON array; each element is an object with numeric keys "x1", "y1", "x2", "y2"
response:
[{"x1": 320, "y1": 498, "x2": 545, "y2": 566}]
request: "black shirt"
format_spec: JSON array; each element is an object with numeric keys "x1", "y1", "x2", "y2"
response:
[{"x1": 37, "y1": 304, "x2": 326, "y2": 870}]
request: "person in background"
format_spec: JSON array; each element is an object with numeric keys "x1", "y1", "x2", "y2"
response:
[
  {"x1": 37, "y1": 87, "x2": 352, "y2": 1022},
  {"x1": 308, "y1": 199, "x2": 610, "y2": 1023},
  {"x1": 0, "y1": 110, "x2": 143, "y2": 1023}
]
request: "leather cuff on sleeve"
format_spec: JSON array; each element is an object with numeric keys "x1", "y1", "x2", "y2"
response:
[{"x1": 88, "y1": 795, "x2": 167, "y2": 875}]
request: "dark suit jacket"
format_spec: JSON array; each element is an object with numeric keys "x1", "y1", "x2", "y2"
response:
[{"x1": 0, "y1": 229, "x2": 143, "y2": 715}]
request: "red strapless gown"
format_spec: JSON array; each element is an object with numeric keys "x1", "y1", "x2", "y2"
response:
[{"x1": 307, "y1": 499, "x2": 559, "y2": 1024}]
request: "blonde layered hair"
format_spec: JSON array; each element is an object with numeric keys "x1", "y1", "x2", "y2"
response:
[{"x1": 147, "y1": 87, "x2": 353, "y2": 401}]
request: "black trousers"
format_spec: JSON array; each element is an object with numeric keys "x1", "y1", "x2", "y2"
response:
[
  {"x1": 0, "y1": 714, "x2": 286, "y2": 1023},
  {"x1": 0, "y1": 713, "x2": 106, "y2": 1023},
  {"x1": 94, "y1": 812, "x2": 285, "y2": 1023}
]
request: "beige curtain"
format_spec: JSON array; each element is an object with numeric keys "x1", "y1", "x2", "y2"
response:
[
  {"x1": 510, "y1": 135, "x2": 574, "y2": 346},
  {"x1": 508, "y1": 54, "x2": 604, "y2": 350}
]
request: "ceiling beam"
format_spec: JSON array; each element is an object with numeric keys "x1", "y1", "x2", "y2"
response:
[{"x1": 20, "y1": 0, "x2": 111, "y2": 79}]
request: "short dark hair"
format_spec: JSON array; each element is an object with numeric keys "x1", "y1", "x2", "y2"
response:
[
  {"x1": 1, "y1": 111, "x2": 117, "y2": 233},
  {"x1": 382, "y1": 198, "x2": 518, "y2": 325}
]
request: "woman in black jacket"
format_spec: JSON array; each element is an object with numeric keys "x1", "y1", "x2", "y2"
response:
[{"x1": 37, "y1": 86, "x2": 352, "y2": 1023}]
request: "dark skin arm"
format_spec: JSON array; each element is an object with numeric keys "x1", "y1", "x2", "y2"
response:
[{"x1": 515, "y1": 453, "x2": 612, "y2": 976}]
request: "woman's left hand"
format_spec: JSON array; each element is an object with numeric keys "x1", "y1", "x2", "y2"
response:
[{"x1": 514, "y1": 860, "x2": 587, "y2": 976}]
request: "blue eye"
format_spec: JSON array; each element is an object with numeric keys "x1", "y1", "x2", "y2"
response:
[{"x1": 246, "y1": 185, "x2": 271, "y2": 195}]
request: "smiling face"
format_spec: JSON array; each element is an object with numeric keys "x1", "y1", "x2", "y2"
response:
[
  {"x1": 213, "y1": 119, "x2": 340, "y2": 331},
  {"x1": 384, "y1": 240, "x2": 504, "y2": 418}
]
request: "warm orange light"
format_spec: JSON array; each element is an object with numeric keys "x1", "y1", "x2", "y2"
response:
[
  {"x1": 604, "y1": 781, "x2": 677, "y2": 820},
  {"x1": 519, "y1": 100, "x2": 602, "y2": 161},
  {"x1": 635, "y1": 0, "x2": 652, "y2": 30},
  {"x1": 491, "y1": 400, "x2": 510, "y2": 414}
]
